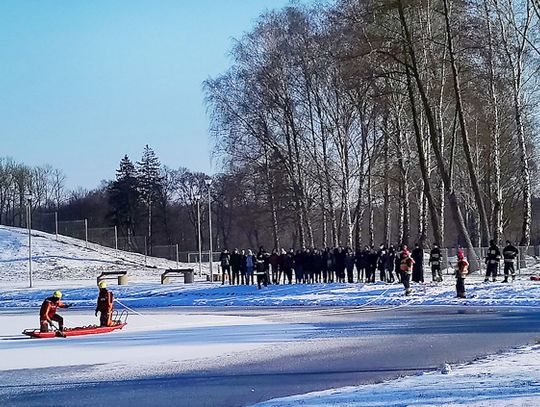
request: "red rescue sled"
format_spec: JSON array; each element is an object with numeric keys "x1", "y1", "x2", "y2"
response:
[
  {"x1": 22, "y1": 310, "x2": 129, "y2": 339},
  {"x1": 23, "y1": 322, "x2": 127, "y2": 338}
]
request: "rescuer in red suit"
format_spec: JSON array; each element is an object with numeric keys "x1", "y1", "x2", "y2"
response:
[
  {"x1": 95, "y1": 281, "x2": 114, "y2": 327},
  {"x1": 40, "y1": 291, "x2": 70, "y2": 332}
]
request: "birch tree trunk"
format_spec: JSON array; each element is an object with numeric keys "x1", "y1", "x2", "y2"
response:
[
  {"x1": 396, "y1": 0, "x2": 479, "y2": 270},
  {"x1": 495, "y1": 0, "x2": 532, "y2": 246},
  {"x1": 443, "y1": 0, "x2": 491, "y2": 246},
  {"x1": 263, "y1": 145, "x2": 280, "y2": 250},
  {"x1": 483, "y1": 0, "x2": 503, "y2": 243}
]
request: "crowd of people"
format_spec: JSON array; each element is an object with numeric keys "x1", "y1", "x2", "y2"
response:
[{"x1": 218, "y1": 240, "x2": 520, "y2": 298}]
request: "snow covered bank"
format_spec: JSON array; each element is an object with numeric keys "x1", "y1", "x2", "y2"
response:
[
  {"x1": 2, "y1": 279, "x2": 540, "y2": 309},
  {"x1": 252, "y1": 345, "x2": 540, "y2": 406},
  {"x1": 0, "y1": 225, "x2": 203, "y2": 283},
  {"x1": 3, "y1": 224, "x2": 540, "y2": 310}
]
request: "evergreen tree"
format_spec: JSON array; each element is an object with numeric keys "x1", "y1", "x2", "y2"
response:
[
  {"x1": 136, "y1": 145, "x2": 163, "y2": 252},
  {"x1": 108, "y1": 155, "x2": 140, "y2": 248}
]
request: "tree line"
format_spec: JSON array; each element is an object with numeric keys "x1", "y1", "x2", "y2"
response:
[
  {"x1": 204, "y1": 0, "x2": 540, "y2": 269},
  {"x1": 2, "y1": 0, "x2": 539, "y2": 262}
]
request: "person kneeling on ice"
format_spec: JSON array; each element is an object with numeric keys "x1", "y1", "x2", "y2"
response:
[
  {"x1": 95, "y1": 281, "x2": 114, "y2": 327},
  {"x1": 455, "y1": 249, "x2": 469, "y2": 298},
  {"x1": 399, "y1": 247, "x2": 415, "y2": 296},
  {"x1": 40, "y1": 291, "x2": 71, "y2": 332}
]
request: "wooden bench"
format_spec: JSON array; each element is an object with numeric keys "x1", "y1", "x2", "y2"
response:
[
  {"x1": 161, "y1": 268, "x2": 195, "y2": 284},
  {"x1": 97, "y1": 271, "x2": 128, "y2": 286}
]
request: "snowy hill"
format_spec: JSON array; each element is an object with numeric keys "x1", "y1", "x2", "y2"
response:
[{"x1": 0, "y1": 225, "x2": 196, "y2": 286}]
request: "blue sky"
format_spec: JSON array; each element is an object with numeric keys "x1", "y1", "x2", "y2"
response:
[{"x1": 0, "y1": 0, "x2": 301, "y2": 189}]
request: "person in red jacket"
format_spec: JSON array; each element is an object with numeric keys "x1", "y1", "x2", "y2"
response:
[
  {"x1": 40, "y1": 291, "x2": 70, "y2": 332},
  {"x1": 95, "y1": 281, "x2": 114, "y2": 327},
  {"x1": 456, "y1": 249, "x2": 469, "y2": 298},
  {"x1": 399, "y1": 246, "x2": 415, "y2": 296}
]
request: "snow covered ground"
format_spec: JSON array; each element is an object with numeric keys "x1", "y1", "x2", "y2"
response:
[
  {"x1": 3, "y1": 225, "x2": 540, "y2": 406},
  {"x1": 0, "y1": 225, "x2": 210, "y2": 286},
  {"x1": 2, "y1": 224, "x2": 540, "y2": 309},
  {"x1": 3, "y1": 279, "x2": 540, "y2": 309},
  {"x1": 252, "y1": 345, "x2": 540, "y2": 406}
]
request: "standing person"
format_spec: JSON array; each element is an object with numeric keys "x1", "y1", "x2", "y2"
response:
[
  {"x1": 269, "y1": 249, "x2": 281, "y2": 284},
  {"x1": 385, "y1": 246, "x2": 397, "y2": 283},
  {"x1": 456, "y1": 249, "x2": 469, "y2": 298},
  {"x1": 304, "y1": 248, "x2": 315, "y2": 283},
  {"x1": 230, "y1": 248, "x2": 242, "y2": 285},
  {"x1": 282, "y1": 249, "x2": 294, "y2": 284},
  {"x1": 245, "y1": 249, "x2": 255, "y2": 285},
  {"x1": 399, "y1": 246, "x2": 415, "y2": 296},
  {"x1": 255, "y1": 247, "x2": 269, "y2": 289},
  {"x1": 354, "y1": 248, "x2": 363, "y2": 283},
  {"x1": 357, "y1": 246, "x2": 369, "y2": 282},
  {"x1": 334, "y1": 246, "x2": 346, "y2": 283},
  {"x1": 313, "y1": 249, "x2": 322, "y2": 283},
  {"x1": 240, "y1": 249, "x2": 248, "y2": 285},
  {"x1": 40, "y1": 291, "x2": 71, "y2": 332},
  {"x1": 321, "y1": 248, "x2": 329, "y2": 283},
  {"x1": 377, "y1": 244, "x2": 387, "y2": 282},
  {"x1": 394, "y1": 245, "x2": 402, "y2": 283},
  {"x1": 367, "y1": 246, "x2": 378, "y2": 283},
  {"x1": 326, "y1": 248, "x2": 335, "y2": 283},
  {"x1": 219, "y1": 248, "x2": 231, "y2": 285},
  {"x1": 485, "y1": 240, "x2": 501, "y2": 282},
  {"x1": 345, "y1": 248, "x2": 355, "y2": 283},
  {"x1": 429, "y1": 243, "x2": 443, "y2": 283},
  {"x1": 411, "y1": 243, "x2": 424, "y2": 283},
  {"x1": 278, "y1": 249, "x2": 287, "y2": 284},
  {"x1": 95, "y1": 281, "x2": 114, "y2": 327},
  {"x1": 502, "y1": 240, "x2": 519, "y2": 283},
  {"x1": 294, "y1": 249, "x2": 305, "y2": 284}
]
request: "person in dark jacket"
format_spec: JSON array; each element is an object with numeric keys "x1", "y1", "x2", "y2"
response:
[
  {"x1": 269, "y1": 249, "x2": 280, "y2": 284},
  {"x1": 255, "y1": 247, "x2": 269, "y2": 289},
  {"x1": 385, "y1": 246, "x2": 397, "y2": 283},
  {"x1": 429, "y1": 244, "x2": 443, "y2": 283},
  {"x1": 321, "y1": 248, "x2": 329, "y2": 283},
  {"x1": 485, "y1": 240, "x2": 501, "y2": 282},
  {"x1": 367, "y1": 247, "x2": 378, "y2": 283},
  {"x1": 294, "y1": 249, "x2": 305, "y2": 284},
  {"x1": 313, "y1": 249, "x2": 322, "y2": 283},
  {"x1": 304, "y1": 248, "x2": 315, "y2": 283},
  {"x1": 377, "y1": 244, "x2": 387, "y2": 282},
  {"x1": 230, "y1": 248, "x2": 242, "y2": 285},
  {"x1": 394, "y1": 246, "x2": 402, "y2": 283},
  {"x1": 240, "y1": 249, "x2": 248, "y2": 285},
  {"x1": 355, "y1": 247, "x2": 366, "y2": 283},
  {"x1": 345, "y1": 247, "x2": 355, "y2": 283},
  {"x1": 326, "y1": 248, "x2": 335, "y2": 283},
  {"x1": 219, "y1": 248, "x2": 231, "y2": 285},
  {"x1": 334, "y1": 247, "x2": 346, "y2": 283},
  {"x1": 502, "y1": 241, "x2": 518, "y2": 283},
  {"x1": 411, "y1": 243, "x2": 424, "y2": 283},
  {"x1": 95, "y1": 281, "x2": 114, "y2": 327},
  {"x1": 282, "y1": 249, "x2": 294, "y2": 284}
]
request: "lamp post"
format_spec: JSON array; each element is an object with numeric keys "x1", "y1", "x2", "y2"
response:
[
  {"x1": 194, "y1": 193, "x2": 202, "y2": 276},
  {"x1": 25, "y1": 193, "x2": 33, "y2": 288},
  {"x1": 205, "y1": 178, "x2": 213, "y2": 281}
]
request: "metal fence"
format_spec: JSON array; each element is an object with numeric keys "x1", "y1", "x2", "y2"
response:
[
  {"x1": 21, "y1": 211, "x2": 540, "y2": 273},
  {"x1": 26, "y1": 212, "x2": 216, "y2": 265},
  {"x1": 441, "y1": 246, "x2": 535, "y2": 274}
]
